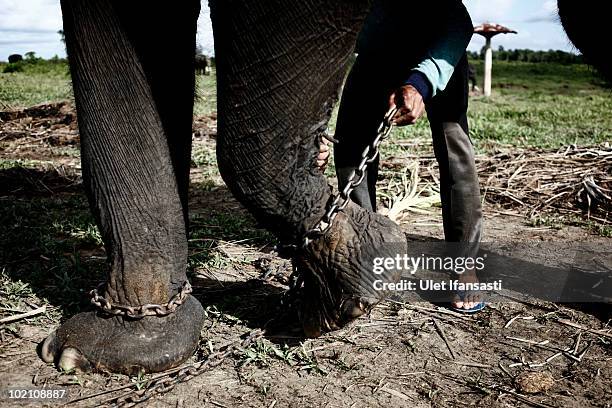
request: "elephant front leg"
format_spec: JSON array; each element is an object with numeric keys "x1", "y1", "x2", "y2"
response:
[
  {"x1": 40, "y1": 0, "x2": 204, "y2": 374},
  {"x1": 211, "y1": 0, "x2": 407, "y2": 338}
]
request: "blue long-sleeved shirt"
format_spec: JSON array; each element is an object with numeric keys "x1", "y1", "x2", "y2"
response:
[{"x1": 356, "y1": 0, "x2": 473, "y2": 100}]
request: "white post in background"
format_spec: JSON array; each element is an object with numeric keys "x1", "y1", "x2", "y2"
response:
[{"x1": 484, "y1": 37, "x2": 493, "y2": 97}]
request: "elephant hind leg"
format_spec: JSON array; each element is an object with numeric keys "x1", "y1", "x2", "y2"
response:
[{"x1": 40, "y1": 0, "x2": 203, "y2": 374}]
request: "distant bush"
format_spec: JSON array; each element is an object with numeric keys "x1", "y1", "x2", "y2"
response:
[
  {"x1": 3, "y1": 62, "x2": 24, "y2": 73},
  {"x1": 1, "y1": 52, "x2": 68, "y2": 75},
  {"x1": 467, "y1": 47, "x2": 584, "y2": 65},
  {"x1": 8, "y1": 54, "x2": 23, "y2": 64},
  {"x1": 24, "y1": 51, "x2": 41, "y2": 62}
]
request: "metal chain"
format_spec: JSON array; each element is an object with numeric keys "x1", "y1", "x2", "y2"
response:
[
  {"x1": 90, "y1": 281, "x2": 193, "y2": 319},
  {"x1": 107, "y1": 330, "x2": 264, "y2": 408},
  {"x1": 302, "y1": 107, "x2": 398, "y2": 247},
  {"x1": 86, "y1": 109, "x2": 395, "y2": 405}
]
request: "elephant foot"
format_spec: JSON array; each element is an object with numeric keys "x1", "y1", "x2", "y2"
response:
[
  {"x1": 297, "y1": 202, "x2": 407, "y2": 337},
  {"x1": 39, "y1": 295, "x2": 204, "y2": 374}
]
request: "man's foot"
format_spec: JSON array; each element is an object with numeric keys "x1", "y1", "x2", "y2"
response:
[
  {"x1": 451, "y1": 269, "x2": 485, "y2": 313},
  {"x1": 316, "y1": 138, "x2": 330, "y2": 171}
]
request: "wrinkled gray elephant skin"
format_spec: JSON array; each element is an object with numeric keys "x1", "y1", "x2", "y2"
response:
[{"x1": 40, "y1": 0, "x2": 608, "y2": 374}]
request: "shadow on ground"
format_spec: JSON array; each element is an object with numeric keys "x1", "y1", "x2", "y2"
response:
[
  {"x1": 0, "y1": 168, "x2": 275, "y2": 319},
  {"x1": 190, "y1": 277, "x2": 307, "y2": 343},
  {"x1": 2, "y1": 166, "x2": 610, "y2": 337}
]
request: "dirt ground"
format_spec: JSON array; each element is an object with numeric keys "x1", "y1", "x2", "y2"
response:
[{"x1": 1, "y1": 103, "x2": 611, "y2": 407}]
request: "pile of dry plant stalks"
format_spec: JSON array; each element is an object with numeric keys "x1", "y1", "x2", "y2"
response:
[
  {"x1": 379, "y1": 160, "x2": 441, "y2": 223},
  {"x1": 380, "y1": 145, "x2": 611, "y2": 224},
  {"x1": 478, "y1": 145, "x2": 611, "y2": 223}
]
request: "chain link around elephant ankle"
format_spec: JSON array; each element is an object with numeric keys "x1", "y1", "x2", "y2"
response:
[
  {"x1": 302, "y1": 107, "x2": 398, "y2": 248},
  {"x1": 89, "y1": 281, "x2": 193, "y2": 319}
]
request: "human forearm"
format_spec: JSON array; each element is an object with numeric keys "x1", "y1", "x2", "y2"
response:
[{"x1": 409, "y1": 1, "x2": 473, "y2": 98}]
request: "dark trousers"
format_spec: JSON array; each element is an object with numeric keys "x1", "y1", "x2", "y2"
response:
[{"x1": 334, "y1": 54, "x2": 482, "y2": 245}]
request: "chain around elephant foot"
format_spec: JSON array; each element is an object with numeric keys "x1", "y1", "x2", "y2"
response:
[
  {"x1": 296, "y1": 201, "x2": 406, "y2": 337},
  {"x1": 39, "y1": 295, "x2": 204, "y2": 374}
]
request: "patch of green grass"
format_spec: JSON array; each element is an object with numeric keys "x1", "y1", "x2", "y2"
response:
[
  {"x1": 5, "y1": 59, "x2": 607, "y2": 152},
  {"x1": 190, "y1": 211, "x2": 272, "y2": 244},
  {"x1": 466, "y1": 61, "x2": 611, "y2": 149},
  {"x1": 0, "y1": 268, "x2": 61, "y2": 327},
  {"x1": 238, "y1": 338, "x2": 327, "y2": 374},
  {"x1": 130, "y1": 370, "x2": 150, "y2": 390},
  {"x1": 0, "y1": 159, "x2": 104, "y2": 322},
  {"x1": 589, "y1": 223, "x2": 612, "y2": 238},
  {"x1": 528, "y1": 215, "x2": 564, "y2": 230},
  {"x1": 528, "y1": 214, "x2": 612, "y2": 237},
  {"x1": 327, "y1": 61, "x2": 611, "y2": 153},
  {"x1": 188, "y1": 211, "x2": 273, "y2": 271},
  {"x1": 0, "y1": 270, "x2": 63, "y2": 331},
  {"x1": 52, "y1": 220, "x2": 103, "y2": 246},
  {"x1": 468, "y1": 92, "x2": 611, "y2": 149},
  {"x1": 0, "y1": 60, "x2": 72, "y2": 109},
  {"x1": 471, "y1": 61, "x2": 607, "y2": 92},
  {"x1": 0, "y1": 189, "x2": 104, "y2": 315},
  {"x1": 564, "y1": 216, "x2": 612, "y2": 238},
  {"x1": 194, "y1": 69, "x2": 217, "y2": 117},
  {"x1": 0, "y1": 60, "x2": 217, "y2": 114},
  {"x1": 0, "y1": 158, "x2": 42, "y2": 170},
  {"x1": 191, "y1": 145, "x2": 217, "y2": 169},
  {"x1": 201, "y1": 305, "x2": 243, "y2": 326}
]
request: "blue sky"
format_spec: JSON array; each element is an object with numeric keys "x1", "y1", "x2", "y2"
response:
[{"x1": 0, "y1": 0, "x2": 575, "y2": 61}]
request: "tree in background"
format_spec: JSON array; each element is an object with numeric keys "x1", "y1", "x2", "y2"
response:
[{"x1": 469, "y1": 47, "x2": 583, "y2": 65}]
